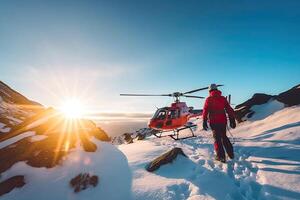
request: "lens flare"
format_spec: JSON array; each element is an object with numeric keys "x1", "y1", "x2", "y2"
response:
[{"x1": 59, "y1": 99, "x2": 85, "y2": 119}]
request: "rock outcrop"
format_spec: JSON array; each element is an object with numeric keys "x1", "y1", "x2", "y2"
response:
[
  {"x1": 235, "y1": 84, "x2": 300, "y2": 122},
  {"x1": 146, "y1": 147, "x2": 186, "y2": 172},
  {"x1": 70, "y1": 173, "x2": 99, "y2": 193},
  {"x1": 112, "y1": 128, "x2": 159, "y2": 145},
  {"x1": 0, "y1": 176, "x2": 25, "y2": 196},
  {"x1": 276, "y1": 84, "x2": 300, "y2": 106}
]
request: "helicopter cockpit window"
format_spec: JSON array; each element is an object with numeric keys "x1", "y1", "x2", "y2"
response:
[
  {"x1": 168, "y1": 109, "x2": 179, "y2": 119},
  {"x1": 154, "y1": 109, "x2": 167, "y2": 120}
]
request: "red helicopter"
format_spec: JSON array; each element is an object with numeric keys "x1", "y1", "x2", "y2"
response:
[{"x1": 120, "y1": 85, "x2": 223, "y2": 140}]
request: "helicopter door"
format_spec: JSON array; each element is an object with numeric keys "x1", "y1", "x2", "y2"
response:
[{"x1": 166, "y1": 110, "x2": 173, "y2": 126}]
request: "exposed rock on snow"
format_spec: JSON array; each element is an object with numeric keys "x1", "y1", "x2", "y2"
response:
[
  {"x1": 70, "y1": 173, "x2": 99, "y2": 193},
  {"x1": 0, "y1": 176, "x2": 25, "y2": 196},
  {"x1": 0, "y1": 81, "x2": 41, "y2": 106},
  {"x1": 235, "y1": 84, "x2": 300, "y2": 122},
  {"x1": 0, "y1": 81, "x2": 43, "y2": 133},
  {"x1": 112, "y1": 128, "x2": 159, "y2": 145},
  {"x1": 146, "y1": 147, "x2": 187, "y2": 172},
  {"x1": 235, "y1": 93, "x2": 274, "y2": 122},
  {"x1": 0, "y1": 112, "x2": 111, "y2": 176}
]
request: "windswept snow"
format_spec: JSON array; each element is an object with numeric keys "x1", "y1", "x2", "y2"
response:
[
  {"x1": 26, "y1": 115, "x2": 52, "y2": 130},
  {"x1": 29, "y1": 135, "x2": 48, "y2": 142},
  {"x1": 247, "y1": 100, "x2": 285, "y2": 121},
  {"x1": 119, "y1": 105, "x2": 300, "y2": 200},
  {"x1": 0, "y1": 131, "x2": 35, "y2": 149}
]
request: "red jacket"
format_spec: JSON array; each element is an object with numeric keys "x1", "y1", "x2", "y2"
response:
[{"x1": 202, "y1": 90, "x2": 235, "y2": 124}]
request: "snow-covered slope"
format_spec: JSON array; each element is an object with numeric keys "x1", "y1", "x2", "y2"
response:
[
  {"x1": 0, "y1": 108, "x2": 133, "y2": 200},
  {"x1": 119, "y1": 105, "x2": 300, "y2": 200},
  {"x1": 0, "y1": 81, "x2": 132, "y2": 200},
  {"x1": 0, "y1": 81, "x2": 43, "y2": 134}
]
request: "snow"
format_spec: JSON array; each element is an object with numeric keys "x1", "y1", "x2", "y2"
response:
[
  {"x1": 119, "y1": 105, "x2": 300, "y2": 200},
  {"x1": 1, "y1": 101, "x2": 299, "y2": 200},
  {"x1": 0, "y1": 122, "x2": 5, "y2": 129},
  {"x1": 5, "y1": 116, "x2": 22, "y2": 124},
  {"x1": 26, "y1": 115, "x2": 52, "y2": 130},
  {"x1": 246, "y1": 100, "x2": 285, "y2": 121},
  {"x1": 0, "y1": 127, "x2": 11, "y2": 133},
  {"x1": 0, "y1": 131, "x2": 35, "y2": 149},
  {"x1": 29, "y1": 135, "x2": 48, "y2": 142},
  {"x1": 1, "y1": 139, "x2": 132, "y2": 200},
  {"x1": 235, "y1": 105, "x2": 246, "y2": 111}
]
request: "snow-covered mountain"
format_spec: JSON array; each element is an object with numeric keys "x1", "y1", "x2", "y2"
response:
[
  {"x1": 235, "y1": 84, "x2": 300, "y2": 122},
  {"x1": 0, "y1": 81, "x2": 132, "y2": 200},
  {"x1": 0, "y1": 81, "x2": 43, "y2": 134}
]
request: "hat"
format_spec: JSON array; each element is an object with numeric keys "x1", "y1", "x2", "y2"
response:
[{"x1": 209, "y1": 83, "x2": 218, "y2": 91}]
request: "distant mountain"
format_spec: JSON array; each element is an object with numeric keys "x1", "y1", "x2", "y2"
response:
[
  {"x1": 0, "y1": 81, "x2": 132, "y2": 200},
  {"x1": 235, "y1": 84, "x2": 300, "y2": 122},
  {"x1": 0, "y1": 81, "x2": 43, "y2": 134}
]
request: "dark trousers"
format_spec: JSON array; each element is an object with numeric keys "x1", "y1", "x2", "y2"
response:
[{"x1": 210, "y1": 124, "x2": 234, "y2": 159}]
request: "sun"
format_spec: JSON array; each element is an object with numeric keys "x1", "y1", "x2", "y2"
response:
[{"x1": 59, "y1": 98, "x2": 85, "y2": 119}]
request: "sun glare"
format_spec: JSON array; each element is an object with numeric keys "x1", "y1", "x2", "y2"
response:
[{"x1": 60, "y1": 99, "x2": 85, "y2": 119}]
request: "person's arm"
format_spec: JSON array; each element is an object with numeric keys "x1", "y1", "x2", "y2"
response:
[
  {"x1": 202, "y1": 98, "x2": 209, "y2": 130},
  {"x1": 202, "y1": 98, "x2": 210, "y2": 121},
  {"x1": 224, "y1": 98, "x2": 235, "y2": 119},
  {"x1": 224, "y1": 98, "x2": 236, "y2": 128}
]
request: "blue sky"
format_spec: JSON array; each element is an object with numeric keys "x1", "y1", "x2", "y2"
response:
[{"x1": 0, "y1": 0, "x2": 300, "y2": 114}]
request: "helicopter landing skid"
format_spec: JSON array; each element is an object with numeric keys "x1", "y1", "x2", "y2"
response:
[{"x1": 153, "y1": 124, "x2": 197, "y2": 140}]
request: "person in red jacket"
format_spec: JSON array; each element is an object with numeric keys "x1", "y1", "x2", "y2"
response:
[{"x1": 202, "y1": 84, "x2": 236, "y2": 163}]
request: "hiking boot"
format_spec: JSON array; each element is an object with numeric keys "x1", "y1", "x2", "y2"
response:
[
  {"x1": 215, "y1": 155, "x2": 226, "y2": 163},
  {"x1": 214, "y1": 155, "x2": 220, "y2": 161}
]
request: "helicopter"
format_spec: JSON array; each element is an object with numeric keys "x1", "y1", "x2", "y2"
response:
[{"x1": 120, "y1": 85, "x2": 224, "y2": 140}]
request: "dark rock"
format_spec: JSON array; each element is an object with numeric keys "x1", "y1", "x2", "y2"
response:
[
  {"x1": 113, "y1": 128, "x2": 160, "y2": 145},
  {"x1": 146, "y1": 147, "x2": 186, "y2": 172},
  {"x1": 0, "y1": 175, "x2": 25, "y2": 196},
  {"x1": 124, "y1": 133, "x2": 134, "y2": 144},
  {"x1": 276, "y1": 84, "x2": 300, "y2": 106},
  {"x1": 70, "y1": 173, "x2": 99, "y2": 193},
  {"x1": 0, "y1": 81, "x2": 42, "y2": 107},
  {"x1": 235, "y1": 84, "x2": 300, "y2": 122},
  {"x1": 235, "y1": 93, "x2": 274, "y2": 122}
]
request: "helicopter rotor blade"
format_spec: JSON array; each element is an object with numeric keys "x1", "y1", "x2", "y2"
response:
[
  {"x1": 120, "y1": 94, "x2": 172, "y2": 97},
  {"x1": 183, "y1": 95, "x2": 205, "y2": 99},
  {"x1": 183, "y1": 84, "x2": 224, "y2": 94}
]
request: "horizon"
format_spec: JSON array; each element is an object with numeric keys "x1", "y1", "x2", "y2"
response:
[{"x1": 1, "y1": 0, "x2": 300, "y2": 124}]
